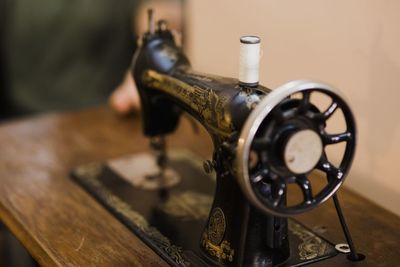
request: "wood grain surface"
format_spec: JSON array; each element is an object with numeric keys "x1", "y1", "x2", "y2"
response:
[{"x1": 0, "y1": 106, "x2": 399, "y2": 266}]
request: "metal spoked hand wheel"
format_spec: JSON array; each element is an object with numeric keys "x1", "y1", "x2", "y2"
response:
[{"x1": 237, "y1": 80, "x2": 356, "y2": 217}]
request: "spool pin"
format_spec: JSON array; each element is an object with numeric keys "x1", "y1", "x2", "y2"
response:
[{"x1": 239, "y1": 36, "x2": 261, "y2": 87}]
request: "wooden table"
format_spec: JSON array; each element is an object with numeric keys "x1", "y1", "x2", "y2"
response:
[{"x1": 0, "y1": 107, "x2": 399, "y2": 266}]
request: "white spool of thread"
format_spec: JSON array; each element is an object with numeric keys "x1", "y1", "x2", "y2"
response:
[{"x1": 239, "y1": 36, "x2": 261, "y2": 87}]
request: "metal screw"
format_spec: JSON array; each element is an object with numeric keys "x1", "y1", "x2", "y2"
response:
[{"x1": 203, "y1": 160, "x2": 215, "y2": 174}]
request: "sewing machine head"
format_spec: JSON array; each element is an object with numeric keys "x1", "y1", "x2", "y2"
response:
[{"x1": 131, "y1": 10, "x2": 357, "y2": 266}]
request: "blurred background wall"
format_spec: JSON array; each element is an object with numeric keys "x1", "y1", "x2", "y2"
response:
[{"x1": 184, "y1": 0, "x2": 400, "y2": 216}]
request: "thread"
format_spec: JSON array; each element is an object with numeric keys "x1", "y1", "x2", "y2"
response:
[{"x1": 239, "y1": 36, "x2": 261, "y2": 86}]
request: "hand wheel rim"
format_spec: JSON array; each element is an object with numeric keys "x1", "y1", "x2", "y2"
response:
[{"x1": 237, "y1": 80, "x2": 357, "y2": 217}]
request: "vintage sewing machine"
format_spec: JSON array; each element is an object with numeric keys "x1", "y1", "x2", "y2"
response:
[{"x1": 72, "y1": 10, "x2": 365, "y2": 266}]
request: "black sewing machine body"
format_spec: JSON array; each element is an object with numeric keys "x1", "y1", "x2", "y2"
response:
[
  {"x1": 132, "y1": 26, "x2": 297, "y2": 266},
  {"x1": 72, "y1": 12, "x2": 364, "y2": 267},
  {"x1": 130, "y1": 18, "x2": 358, "y2": 265},
  {"x1": 133, "y1": 31, "x2": 267, "y2": 141}
]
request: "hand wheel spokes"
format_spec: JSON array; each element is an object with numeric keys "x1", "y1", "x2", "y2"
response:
[
  {"x1": 253, "y1": 175, "x2": 287, "y2": 207},
  {"x1": 250, "y1": 168, "x2": 269, "y2": 183},
  {"x1": 272, "y1": 179, "x2": 287, "y2": 207},
  {"x1": 237, "y1": 81, "x2": 357, "y2": 217},
  {"x1": 297, "y1": 91, "x2": 311, "y2": 114},
  {"x1": 251, "y1": 138, "x2": 270, "y2": 151},
  {"x1": 317, "y1": 152, "x2": 345, "y2": 181},
  {"x1": 295, "y1": 174, "x2": 314, "y2": 204},
  {"x1": 311, "y1": 100, "x2": 339, "y2": 122},
  {"x1": 322, "y1": 131, "x2": 352, "y2": 145}
]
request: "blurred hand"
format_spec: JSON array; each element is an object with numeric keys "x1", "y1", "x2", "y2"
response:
[
  {"x1": 109, "y1": 71, "x2": 140, "y2": 114},
  {"x1": 110, "y1": 0, "x2": 183, "y2": 114}
]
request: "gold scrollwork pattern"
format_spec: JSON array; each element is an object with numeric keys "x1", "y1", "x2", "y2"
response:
[
  {"x1": 75, "y1": 163, "x2": 191, "y2": 267},
  {"x1": 160, "y1": 191, "x2": 213, "y2": 221},
  {"x1": 201, "y1": 208, "x2": 234, "y2": 263},
  {"x1": 207, "y1": 208, "x2": 226, "y2": 245},
  {"x1": 202, "y1": 233, "x2": 234, "y2": 263},
  {"x1": 288, "y1": 220, "x2": 328, "y2": 261},
  {"x1": 142, "y1": 70, "x2": 234, "y2": 137}
]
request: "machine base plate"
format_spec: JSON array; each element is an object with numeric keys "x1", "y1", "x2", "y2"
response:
[{"x1": 71, "y1": 149, "x2": 337, "y2": 266}]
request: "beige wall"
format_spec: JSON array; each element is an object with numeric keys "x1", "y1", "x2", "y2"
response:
[{"x1": 185, "y1": 0, "x2": 400, "y2": 216}]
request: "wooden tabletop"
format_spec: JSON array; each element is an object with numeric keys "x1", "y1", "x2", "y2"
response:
[{"x1": 0, "y1": 107, "x2": 399, "y2": 266}]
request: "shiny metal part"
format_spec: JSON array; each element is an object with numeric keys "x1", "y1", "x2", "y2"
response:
[
  {"x1": 150, "y1": 135, "x2": 167, "y2": 177},
  {"x1": 147, "y1": 9, "x2": 155, "y2": 34},
  {"x1": 335, "y1": 243, "x2": 351, "y2": 254}
]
